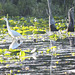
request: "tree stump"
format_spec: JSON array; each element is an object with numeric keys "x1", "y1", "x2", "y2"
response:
[
  {"x1": 47, "y1": 0, "x2": 58, "y2": 31},
  {"x1": 67, "y1": 7, "x2": 74, "y2": 32}
]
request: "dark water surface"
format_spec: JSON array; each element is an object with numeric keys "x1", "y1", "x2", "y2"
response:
[{"x1": 0, "y1": 34, "x2": 75, "y2": 75}]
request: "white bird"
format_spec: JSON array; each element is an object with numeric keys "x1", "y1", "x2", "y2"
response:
[
  {"x1": 1, "y1": 18, "x2": 22, "y2": 39},
  {"x1": 0, "y1": 18, "x2": 23, "y2": 49}
]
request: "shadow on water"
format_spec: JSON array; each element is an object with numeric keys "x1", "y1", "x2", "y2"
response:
[{"x1": 0, "y1": 34, "x2": 75, "y2": 75}]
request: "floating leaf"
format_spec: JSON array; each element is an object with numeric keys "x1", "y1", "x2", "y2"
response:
[
  {"x1": 50, "y1": 46, "x2": 57, "y2": 51},
  {"x1": 56, "y1": 61, "x2": 59, "y2": 64},
  {"x1": 6, "y1": 64, "x2": 10, "y2": 68},
  {"x1": 19, "y1": 51, "x2": 26, "y2": 61},
  {"x1": 34, "y1": 31, "x2": 46, "y2": 34},
  {"x1": 71, "y1": 53, "x2": 75, "y2": 56}
]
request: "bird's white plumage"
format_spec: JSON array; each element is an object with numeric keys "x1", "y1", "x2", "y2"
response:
[
  {"x1": 2, "y1": 18, "x2": 23, "y2": 49},
  {"x1": 9, "y1": 30, "x2": 22, "y2": 38},
  {"x1": 3, "y1": 18, "x2": 22, "y2": 38}
]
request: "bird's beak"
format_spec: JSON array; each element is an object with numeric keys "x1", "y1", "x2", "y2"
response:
[{"x1": 0, "y1": 18, "x2": 4, "y2": 20}]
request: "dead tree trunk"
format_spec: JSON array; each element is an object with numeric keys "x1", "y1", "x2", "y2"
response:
[
  {"x1": 67, "y1": 7, "x2": 74, "y2": 32},
  {"x1": 67, "y1": 7, "x2": 74, "y2": 46},
  {"x1": 47, "y1": 0, "x2": 58, "y2": 31}
]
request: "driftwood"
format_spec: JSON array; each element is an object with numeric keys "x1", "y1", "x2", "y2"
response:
[
  {"x1": 67, "y1": 7, "x2": 74, "y2": 32},
  {"x1": 47, "y1": 0, "x2": 58, "y2": 31}
]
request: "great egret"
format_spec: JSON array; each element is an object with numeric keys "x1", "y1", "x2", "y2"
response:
[
  {"x1": 0, "y1": 18, "x2": 23, "y2": 49},
  {"x1": 1, "y1": 18, "x2": 22, "y2": 38}
]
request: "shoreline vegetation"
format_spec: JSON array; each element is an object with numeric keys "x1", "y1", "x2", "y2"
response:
[{"x1": 0, "y1": 0, "x2": 74, "y2": 17}]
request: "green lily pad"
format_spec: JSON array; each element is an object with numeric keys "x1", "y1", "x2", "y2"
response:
[
  {"x1": 24, "y1": 31, "x2": 33, "y2": 35},
  {"x1": 34, "y1": 31, "x2": 46, "y2": 34}
]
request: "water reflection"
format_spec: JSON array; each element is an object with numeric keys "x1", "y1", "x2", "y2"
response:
[
  {"x1": 0, "y1": 34, "x2": 75, "y2": 75},
  {"x1": 9, "y1": 39, "x2": 23, "y2": 49}
]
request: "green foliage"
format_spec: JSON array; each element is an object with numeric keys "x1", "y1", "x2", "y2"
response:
[
  {"x1": 0, "y1": 16, "x2": 74, "y2": 41},
  {"x1": 0, "y1": 48, "x2": 31, "y2": 63},
  {"x1": 0, "y1": 0, "x2": 74, "y2": 17},
  {"x1": 0, "y1": 3, "x2": 3, "y2": 15},
  {"x1": 34, "y1": 31, "x2": 46, "y2": 34},
  {"x1": 3, "y1": 1, "x2": 19, "y2": 16},
  {"x1": 49, "y1": 33, "x2": 59, "y2": 41}
]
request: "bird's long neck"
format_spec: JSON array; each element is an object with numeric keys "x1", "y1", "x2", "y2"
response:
[{"x1": 6, "y1": 20, "x2": 11, "y2": 31}]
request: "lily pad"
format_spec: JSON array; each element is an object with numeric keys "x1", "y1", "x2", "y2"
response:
[
  {"x1": 33, "y1": 31, "x2": 46, "y2": 34},
  {"x1": 24, "y1": 31, "x2": 33, "y2": 35}
]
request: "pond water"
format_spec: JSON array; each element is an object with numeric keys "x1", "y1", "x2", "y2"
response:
[{"x1": 0, "y1": 34, "x2": 75, "y2": 75}]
